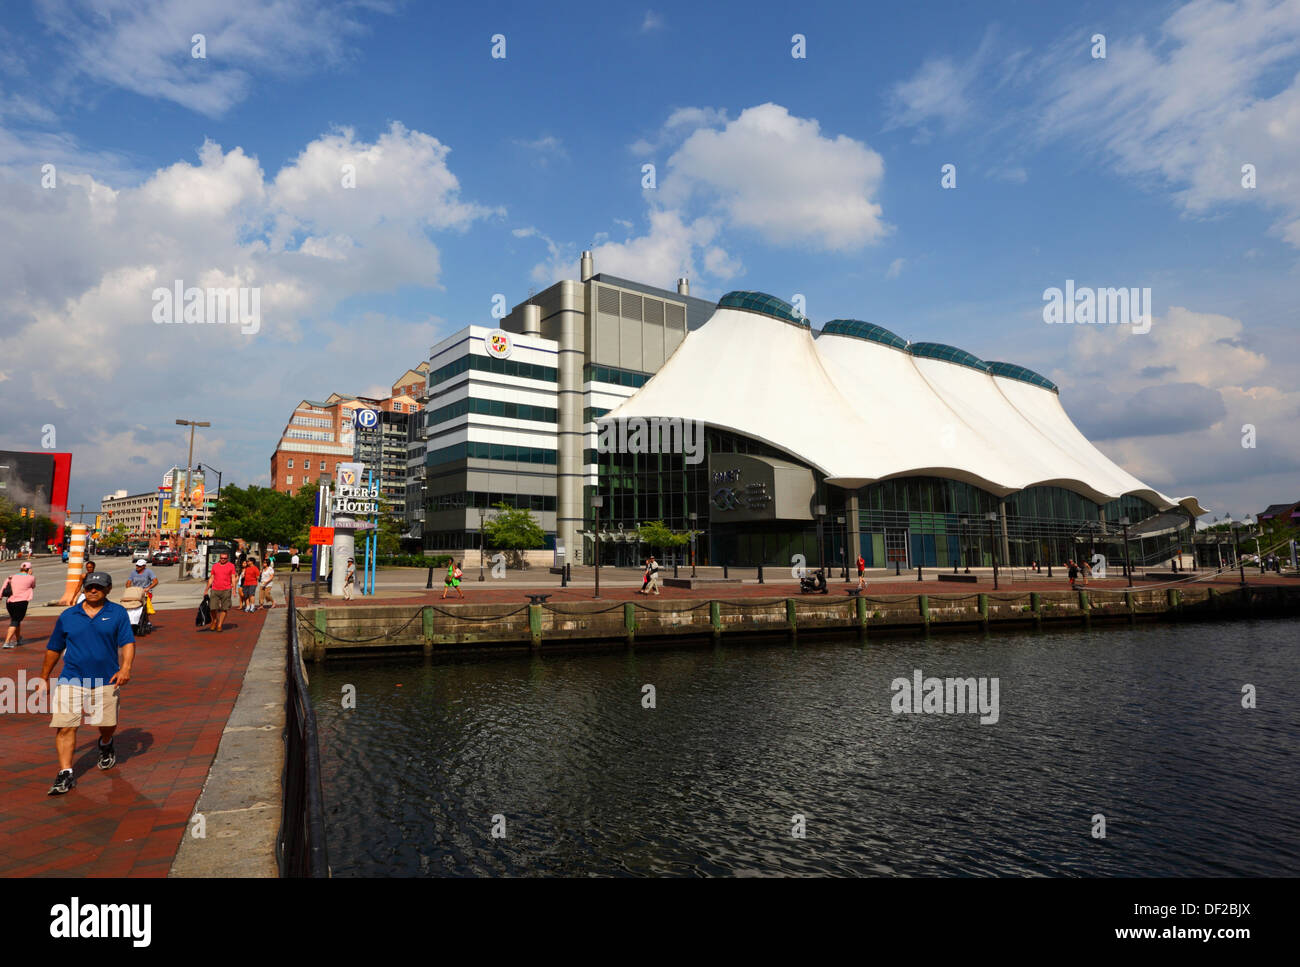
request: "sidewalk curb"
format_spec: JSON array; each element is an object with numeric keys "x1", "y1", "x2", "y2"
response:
[{"x1": 169, "y1": 612, "x2": 285, "y2": 878}]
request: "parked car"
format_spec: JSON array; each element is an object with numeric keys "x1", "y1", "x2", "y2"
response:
[{"x1": 151, "y1": 550, "x2": 178, "y2": 566}]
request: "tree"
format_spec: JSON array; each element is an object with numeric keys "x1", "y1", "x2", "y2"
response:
[
  {"x1": 100, "y1": 523, "x2": 129, "y2": 549},
  {"x1": 482, "y1": 502, "x2": 545, "y2": 568},
  {"x1": 637, "y1": 520, "x2": 690, "y2": 560},
  {"x1": 211, "y1": 484, "x2": 309, "y2": 564}
]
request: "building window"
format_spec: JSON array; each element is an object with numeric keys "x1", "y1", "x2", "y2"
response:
[
  {"x1": 288, "y1": 459, "x2": 294, "y2": 468},
  {"x1": 304, "y1": 460, "x2": 311, "y2": 470},
  {"x1": 286, "y1": 475, "x2": 294, "y2": 485}
]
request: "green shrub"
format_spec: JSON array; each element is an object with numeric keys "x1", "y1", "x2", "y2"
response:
[{"x1": 375, "y1": 554, "x2": 452, "y2": 568}]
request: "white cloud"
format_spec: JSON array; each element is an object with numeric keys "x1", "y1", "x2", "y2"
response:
[
  {"x1": 0, "y1": 121, "x2": 495, "y2": 500},
  {"x1": 640, "y1": 11, "x2": 664, "y2": 32},
  {"x1": 886, "y1": 257, "x2": 906, "y2": 279},
  {"x1": 1049, "y1": 306, "x2": 1297, "y2": 504},
  {"x1": 34, "y1": 0, "x2": 388, "y2": 117},
  {"x1": 662, "y1": 103, "x2": 889, "y2": 251}
]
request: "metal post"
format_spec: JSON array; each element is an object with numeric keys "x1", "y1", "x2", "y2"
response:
[
  {"x1": 592, "y1": 494, "x2": 603, "y2": 599},
  {"x1": 689, "y1": 512, "x2": 698, "y2": 578},
  {"x1": 1120, "y1": 517, "x2": 1133, "y2": 588},
  {"x1": 478, "y1": 506, "x2": 486, "y2": 581},
  {"x1": 986, "y1": 512, "x2": 999, "y2": 590}
]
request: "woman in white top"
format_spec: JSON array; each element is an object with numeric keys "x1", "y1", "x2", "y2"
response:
[{"x1": 259, "y1": 561, "x2": 277, "y2": 609}]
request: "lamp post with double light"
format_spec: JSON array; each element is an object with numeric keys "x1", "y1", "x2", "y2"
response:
[
  {"x1": 1119, "y1": 516, "x2": 1133, "y2": 587},
  {"x1": 175, "y1": 419, "x2": 210, "y2": 579}
]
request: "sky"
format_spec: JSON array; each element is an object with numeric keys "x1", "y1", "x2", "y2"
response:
[{"x1": 0, "y1": 0, "x2": 1296, "y2": 523}]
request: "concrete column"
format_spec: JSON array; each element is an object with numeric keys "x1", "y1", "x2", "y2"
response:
[
  {"x1": 553, "y1": 281, "x2": 587, "y2": 564},
  {"x1": 330, "y1": 522, "x2": 354, "y2": 595}
]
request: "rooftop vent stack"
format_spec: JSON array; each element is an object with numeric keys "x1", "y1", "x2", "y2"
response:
[
  {"x1": 522, "y1": 303, "x2": 542, "y2": 336},
  {"x1": 677, "y1": 278, "x2": 689, "y2": 296},
  {"x1": 580, "y1": 250, "x2": 594, "y2": 282}
]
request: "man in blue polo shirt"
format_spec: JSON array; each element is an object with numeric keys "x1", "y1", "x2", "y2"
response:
[{"x1": 35, "y1": 570, "x2": 135, "y2": 795}]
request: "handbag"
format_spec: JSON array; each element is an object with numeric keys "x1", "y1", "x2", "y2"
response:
[{"x1": 1, "y1": 578, "x2": 10, "y2": 598}]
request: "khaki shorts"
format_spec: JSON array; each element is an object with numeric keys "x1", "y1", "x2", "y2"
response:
[
  {"x1": 50, "y1": 682, "x2": 120, "y2": 729},
  {"x1": 211, "y1": 588, "x2": 232, "y2": 611}
]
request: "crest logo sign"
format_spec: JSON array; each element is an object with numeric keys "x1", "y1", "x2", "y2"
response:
[{"x1": 486, "y1": 329, "x2": 513, "y2": 360}]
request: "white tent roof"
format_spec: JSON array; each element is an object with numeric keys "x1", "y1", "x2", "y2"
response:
[{"x1": 606, "y1": 296, "x2": 1207, "y2": 517}]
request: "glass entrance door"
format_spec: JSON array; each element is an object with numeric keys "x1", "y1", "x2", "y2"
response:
[{"x1": 885, "y1": 528, "x2": 909, "y2": 569}]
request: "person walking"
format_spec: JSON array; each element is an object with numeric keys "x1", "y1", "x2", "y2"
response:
[
  {"x1": 637, "y1": 557, "x2": 651, "y2": 594},
  {"x1": 3, "y1": 560, "x2": 36, "y2": 648},
  {"x1": 1067, "y1": 560, "x2": 1079, "y2": 590},
  {"x1": 36, "y1": 570, "x2": 134, "y2": 795},
  {"x1": 259, "y1": 559, "x2": 277, "y2": 609},
  {"x1": 857, "y1": 554, "x2": 867, "y2": 590},
  {"x1": 240, "y1": 558, "x2": 261, "y2": 612},
  {"x1": 127, "y1": 558, "x2": 159, "y2": 594},
  {"x1": 646, "y1": 555, "x2": 661, "y2": 595},
  {"x1": 205, "y1": 551, "x2": 237, "y2": 632},
  {"x1": 440, "y1": 559, "x2": 464, "y2": 600},
  {"x1": 343, "y1": 558, "x2": 356, "y2": 601},
  {"x1": 291, "y1": 551, "x2": 300, "y2": 573},
  {"x1": 1080, "y1": 558, "x2": 1092, "y2": 586},
  {"x1": 73, "y1": 560, "x2": 98, "y2": 606}
]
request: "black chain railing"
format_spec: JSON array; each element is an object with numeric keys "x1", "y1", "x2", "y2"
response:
[{"x1": 277, "y1": 580, "x2": 329, "y2": 877}]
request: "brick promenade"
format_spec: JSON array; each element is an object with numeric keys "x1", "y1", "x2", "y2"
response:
[
  {"x1": 298, "y1": 569, "x2": 1297, "y2": 608},
  {"x1": 0, "y1": 604, "x2": 265, "y2": 877}
]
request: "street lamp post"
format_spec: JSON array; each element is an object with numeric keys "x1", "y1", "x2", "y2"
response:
[
  {"x1": 175, "y1": 419, "x2": 210, "y2": 579},
  {"x1": 836, "y1": 515, "x2": 848, "y2": 581},
  {"x1": 591, "y1": 495, "x2": 604, "y2": 598},
  {"x1": 1231, "y1": 520, "x2": 1245, "y2": 585},
  {"x1": 815, "y1": 503, "x2": 826, "y2": 575},
  {"x1": 1244, "y1": 514, "x2": 1261, "y2": 573},
  {"x1": 478, "y1": 505, "x2": 486, "y2": 581},
  {"x1": 960, "y1": 516, "x2": 970, "y2": 573},
  {"x1": 1119, "y1": 516, "x2": 1133, "y2": 588},
  {"x1": 689, "y1": 511, "x2": 697, "y2": 577},
  {"x1": 985, "y1": 512, "x2": 999, "y2": 590}
]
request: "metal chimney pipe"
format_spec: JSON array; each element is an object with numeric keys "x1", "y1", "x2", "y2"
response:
[
  {"x1": 677, "y1": 277, "x2": 689, "y2": 295},
  {"x1": 580, "y1": 250, "x2": 594, "y2": 282},
  {"x1": 521, "y1": 303, "x2": 541, "y2": 335}
]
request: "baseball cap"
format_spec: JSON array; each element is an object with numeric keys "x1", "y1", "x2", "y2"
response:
[
  {"x1": 135, "y1": 559, "x2": 147, "y2": 566},
  {"x1": 20, "y1": 561, "x2": 32, "y2": 571},
  {"x1": 83, "y1": 571, "x2": 113, "y2": 591}
]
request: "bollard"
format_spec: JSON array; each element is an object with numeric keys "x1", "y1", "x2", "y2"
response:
[
  {"x1": 757, "y1": 564, "x2": 764, "y2": 584},
  {"x1": 977, "y1": 593, "x2": 989, "y2": 631},
  {"x1": 422, "y1": 606, "x2": 434, "y2": 656},
  {"x1": 1047, "y1": 562, "x2": 1053, "y2": 578},
  {"x1": 856, "y1": 594, "x2": 868, "y2": 638},
  {"x1": 723, "y1": 561, "x2": 729, "y2": 579},
  {"x1": 710, "y1": 600, "x2": 722, "y2": 640},
  {"x1": 674, "y1": 563, "x2": 679, "y2": 578},
  {"x1": 529, "y1": 604, "x2": 543, "y2": 651},
  {"x1": 426, "y1": 565, "x2": 434, "y2": 589},
  {"x1": 561, "y1": 565, "x2": 568, "y2": 588},
  {"x1": 918, "y1": 594, "x2": 930, "y2": 631},
  {"x1": 895, "y1": 560, "x2": 901, "y2": 577},
  {"x1": 917, "y1": 564, "x2": 923, "y2": 582}
]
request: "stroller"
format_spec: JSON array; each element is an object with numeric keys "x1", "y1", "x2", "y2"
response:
[
  {"x1": 799, "y1": 569, "x2": 829, "y2": 594},
  {"x1": 120, "y1": 585, "x2": 153, "y2": 636}
]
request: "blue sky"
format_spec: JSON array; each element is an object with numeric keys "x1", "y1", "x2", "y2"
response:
[{"x1": 0, "y1": 0, "x2": 1297, "y2": 522}]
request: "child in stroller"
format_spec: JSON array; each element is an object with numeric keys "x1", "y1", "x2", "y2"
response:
[{"x1": 119, "y1": 584, "x2": 153, "y2": 636}]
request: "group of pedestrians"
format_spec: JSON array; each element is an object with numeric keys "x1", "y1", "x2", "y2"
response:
[{"x1": 637, "y1": 556, "x2": 661, "y2": 594}]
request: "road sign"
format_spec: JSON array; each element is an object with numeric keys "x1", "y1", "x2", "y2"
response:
[{"x1": 309, "y1": 526, "x2": 335, "y2": 546}]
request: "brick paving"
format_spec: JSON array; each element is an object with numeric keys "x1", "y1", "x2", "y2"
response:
[{"x1": 0, "y1": 603, "x2": 266, "y2": 877}]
